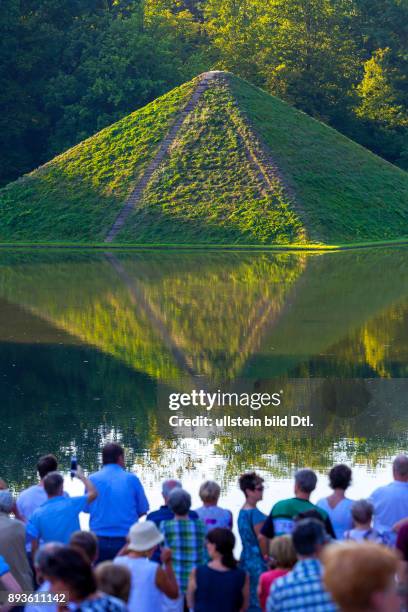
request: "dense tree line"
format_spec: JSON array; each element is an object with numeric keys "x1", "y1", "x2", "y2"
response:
[{"x1": 1, "y1": 0, "x2": 407, "y2": 186}]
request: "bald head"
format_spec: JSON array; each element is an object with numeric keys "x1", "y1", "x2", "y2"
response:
[
  {"x1": 162, "y1": 479, "x2": 182, "y2": 503},
  {"x1": 393, "y1": 455, "x2": 408, "y2": 481}
]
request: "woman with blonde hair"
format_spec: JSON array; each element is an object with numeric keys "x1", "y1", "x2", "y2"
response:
[
  {"x1": 257, "y1": 535, "x2": 297, "y2": 611},
  {"x1": 195, "y1": 481, "x2": 233, "y2": 533}
]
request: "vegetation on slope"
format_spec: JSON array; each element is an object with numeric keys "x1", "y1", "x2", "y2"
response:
[
  {"x1": 2, "y1": 0, "x2": 407, "y2": 188},
  {"x1": 116, "y1": 81, "x2": 304, "y2": 244},
  {"x1": 231, "y1": 76, "x2": 408, "y2": 244},
  {"x1": 0, "y1": 81, "x2": 194, "y2": 242},
  {"x1": 0, "y1": 73, "x2": 407, "y2": 245}
]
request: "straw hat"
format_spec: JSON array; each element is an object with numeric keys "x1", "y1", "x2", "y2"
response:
[{"x1": 127, "y1": 521, "x2": 164, "y2": 552}]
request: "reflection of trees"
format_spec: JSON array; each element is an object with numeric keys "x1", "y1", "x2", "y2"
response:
[
  {"x1": 1, "y1": 249, "x2": 408, "y2": 492},
  {"x1": 335, "y1": 304, "x2": 408, "y2": 379},
  {"x1": 209, "y1": 382, "x2": 408, "y2": 487},
  {"x1": 0, "y1": 339, "x2": 158, "y2": 491},
  {"x1": 0, "y1": 250, "x2": 305, "y2": 383},
  {"x1": 244, "y1": 248, "x2": 408, "y2": 378}
]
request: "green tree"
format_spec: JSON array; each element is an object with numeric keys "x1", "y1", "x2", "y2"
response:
[
  {"x1": 44, "y1": 8, "x2": 186, "y2": 154},
  {"x1": 355, "y1": 48, "x2": 407, "y2": 127},
  {"x1": 204, "y1": 0, "x2": 362, "y2": 119}
]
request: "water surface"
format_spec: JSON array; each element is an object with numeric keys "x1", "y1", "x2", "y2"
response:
[{"x1": 0, "y1": 248, "x2": 407, "y2": 527}]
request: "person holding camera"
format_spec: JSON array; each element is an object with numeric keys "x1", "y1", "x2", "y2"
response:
[{"x1": 26, "y1": 467, "x2": 97, "y2": 557}]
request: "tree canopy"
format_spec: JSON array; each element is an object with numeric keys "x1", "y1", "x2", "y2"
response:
[{"x1": 1, "y1": 0, "x2": 407, "y2": 186}]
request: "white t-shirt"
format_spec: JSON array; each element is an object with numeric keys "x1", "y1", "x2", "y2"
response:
[
  {"x1": 17, "y1": 485, "x2": 47, "y2": 552},
  {"x1": 17, "y1": 485, "x2": 47, "y2": 522},
  {"x1": 344, "y1": 528, "x2": 385, "y2": 544},
  {"x1": 370, "y1": 481, "x2": 408, "y2": 542},
  {"x1": 114, "y1": 556, "x2": 162, "y2": 612}
]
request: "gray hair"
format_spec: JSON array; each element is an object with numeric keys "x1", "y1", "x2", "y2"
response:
[
  {"x1": 162, "y1": 479, "x2": 182, "y2": 499},
  {"x1": 167, "y1": 488, "x2": 191, "y2": 516},
  {"x1": 295, "y1": 469, "x2": 317, "y2": 494},
  {"x1": 0, "y1": 490, "x2": 13, "y2": 513},
  {"x1": 393, "y1": 455, "x2": 408, "y2": 479},
  {"x1": 199, "y1": 480, "x2": 221, "y2": 504},
  {"x1": 351, "y1": 499, "x2": 373, "y2": 524}
]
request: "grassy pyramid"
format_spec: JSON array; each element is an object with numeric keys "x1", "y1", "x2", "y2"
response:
[{"x1": 0, "y1": 72, "x2": 407, "y2": 246}]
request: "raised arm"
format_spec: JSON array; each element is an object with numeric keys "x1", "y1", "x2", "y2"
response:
[{"x1": 75, "y1": 466, "x2": 98, "y2": 503}]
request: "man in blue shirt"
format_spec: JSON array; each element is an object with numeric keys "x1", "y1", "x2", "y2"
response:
[
  {"x1": 147, "y1": 479, "x2": 198, "y2": 526},
  {"x1": 266, "y1": 519, "x2": 337, "y2": 611},
  {"x1": 27, "y1": 468, "x2": 97, "y2": 557},
  {"x1": 369, "y1": 454, "x2": 408, "y2": 545},
  {"x1": 85, "y1": 443, "x2": 149, "y2": 562}
]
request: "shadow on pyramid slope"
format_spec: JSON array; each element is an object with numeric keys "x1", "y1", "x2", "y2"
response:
[{"x1": 0, "y1": 71, "x2": 407, "y2": 245}]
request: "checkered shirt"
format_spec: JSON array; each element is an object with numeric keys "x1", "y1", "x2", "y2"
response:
[
  {"x1": 161, "y1": 518, "x2": 206, "y2": 593},
  {"x1": 266, "y1": 558, "x2": 338, "y2": 611}
]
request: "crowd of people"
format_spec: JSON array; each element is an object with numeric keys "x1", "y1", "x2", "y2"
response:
[{"x1": 1, "y1": 443, "x2": 408, "y2": 611}]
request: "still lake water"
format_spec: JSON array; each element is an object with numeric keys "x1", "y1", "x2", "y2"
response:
[{"x1": 1, "y1": 247, "x2": 408, "y2": 537}]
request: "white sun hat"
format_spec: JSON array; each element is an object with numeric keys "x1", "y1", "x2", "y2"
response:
[{"x1": 127, "y1": 521, "x2": 164, "y2": 552}]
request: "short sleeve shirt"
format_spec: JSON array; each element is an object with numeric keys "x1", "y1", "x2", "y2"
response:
[
  {"x1": 261, "y1": 498, "x2": 335, "y2": 539},
  {"x1": 86, "y1": 465, "x2": 149, "y2": 537},
  {"x1": 16, "y1": 485, "x2": 47, "y2": 522},
  {"x1": 26, "y1": 495, "x2": 88, "y2": 544},
  {"x1": 195, "y1": 505, "x2": 233, "y2": 533},
  {"x1": 370, "y1": 481, "x2": 408, "y2": 541},
  {"x1": 161, "y1": 518, "x2": 206, "y2": 593}
]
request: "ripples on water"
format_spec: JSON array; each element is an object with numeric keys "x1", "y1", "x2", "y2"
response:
[{"x1": 0, "y1": 247, "x2": 407, "y2": 525}]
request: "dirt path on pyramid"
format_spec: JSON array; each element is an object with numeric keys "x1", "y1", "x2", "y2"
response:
[
  {"x1": 104, "y1": 71, "x2": 299, "y2": 243},
  {"x1": 105, "y1": 72, "x2": 218, "y2": 243}
]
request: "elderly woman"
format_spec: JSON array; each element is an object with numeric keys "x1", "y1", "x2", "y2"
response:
[
  {"x1": 114, "y1": 521, "x2": 178, "y2": 611},
  {"x1": 195, "y1": 481, "x2": 233, "y2": 533},
  {"x1": 161, "y1": 488, "x2": 206, "y2": 611},
  {"x1": 0, "y1": 488, "x2": 33, "y2": 591}
]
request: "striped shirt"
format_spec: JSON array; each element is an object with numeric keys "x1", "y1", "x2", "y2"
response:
[
  {"x1": 161, "y1": 518, "x2": 206, "y2": 593},
  {"x1": 266, "y1": 558, "x2": 338, "y2": 611}
]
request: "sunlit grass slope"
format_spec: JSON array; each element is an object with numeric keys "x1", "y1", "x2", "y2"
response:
[
  {"x1": 116, "y1": 82, "x2": 304, "y2": 244},
  {"x1": 230, "y1": 77, "x2": 408, "y2": 244},
  {"x1": 0, "y1": 81, "x2": 195, "y2": 242},
  {"x1": 0, "y1": 73, "x2": 407, "y2": 245}
]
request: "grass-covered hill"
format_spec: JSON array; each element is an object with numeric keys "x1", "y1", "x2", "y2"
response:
[{"x1": 0, "y1": 72, "x2": 407, "y2": 246}]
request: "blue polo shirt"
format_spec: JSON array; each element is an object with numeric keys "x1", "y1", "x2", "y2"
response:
[
  {"x1": 26, "y1": 495, "x2": 88, "y2": 544},
  {"x1": 86, "y1": 464, "x2": 149, "y2": 537},
  {"x1": 0, "y1": 555, "x2": 10, "y2": 577}
]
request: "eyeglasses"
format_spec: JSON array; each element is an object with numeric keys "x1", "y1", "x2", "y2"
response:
[{"x1": 255, "y1": 485, "x2": 264, "y2": 491}]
